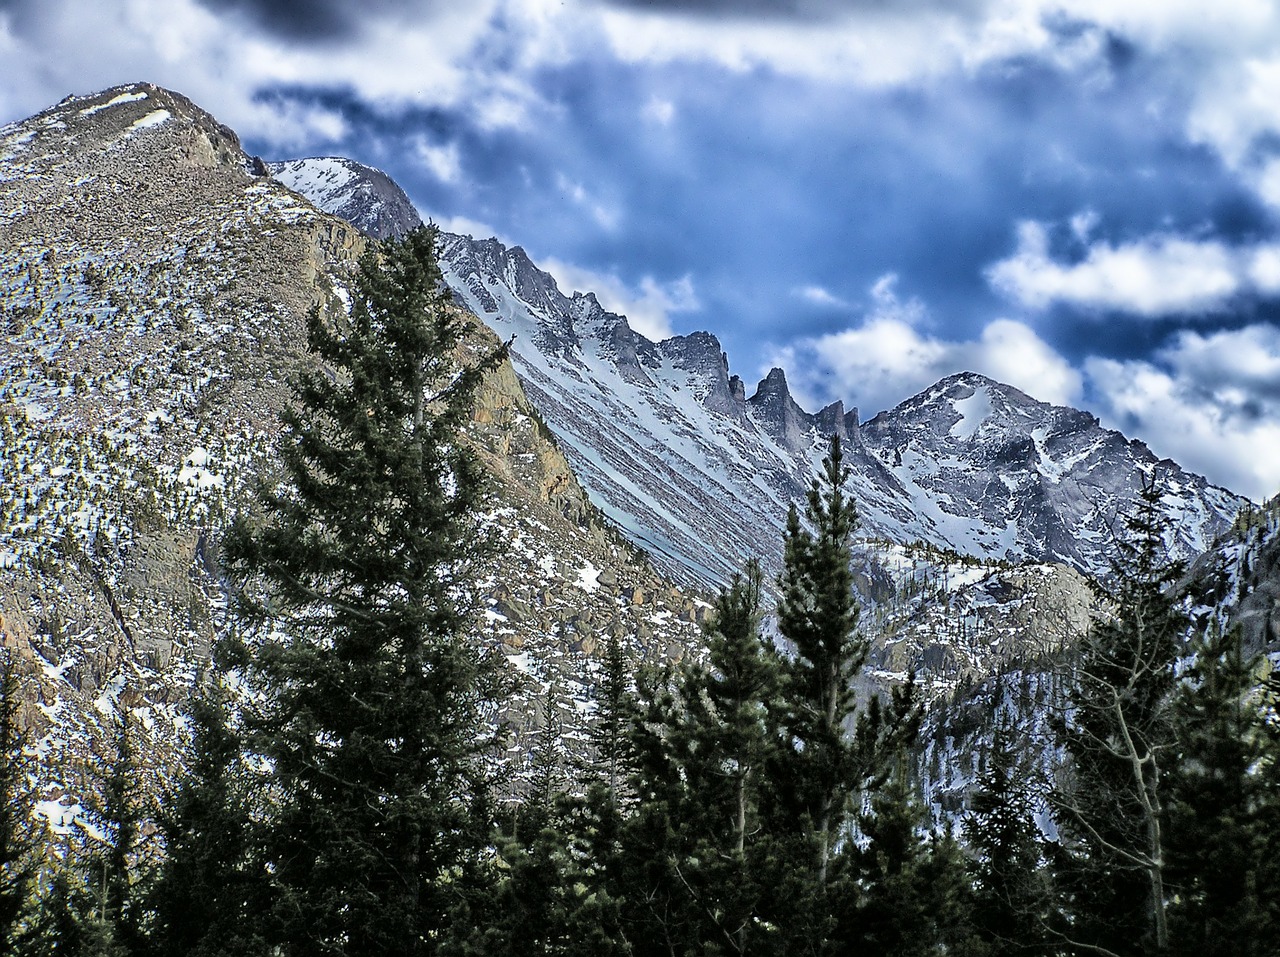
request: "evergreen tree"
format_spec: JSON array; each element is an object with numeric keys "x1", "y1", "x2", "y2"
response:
[
  {"x1": 1166, "y1": 624, "x2": 1272, "y2": 957},
  {"x1": 457, "y1": 685, "x2": 620, "y2": 957},
  {"x1": 79, "y1": 711, "x2": 148, "y2": 957},
  {"x1": 963, "y1": 720, "x2": 1051, "y2": 956},
  {"x1": 572, "y1": 629, "x2": 635, "y2": 918},
  {"x1": 149, "y1": 674, "x2": 267, "y2": 957},
  {"x1": 0, "y1": 650, "x2": 40, "y2": 954},
  {"x1": 221, "y1": 226, "x2": 508, "y2": 956},
  {"x1": 544, "y1": 633, "x2": 636, "y2": 957},
  {"x1": 841, "y1": 758, "x2": 974, "y2": 957},
  {"x1": 37, "y1": 860, "x2": 90, "y2": 957},
  {"x1": 621, "y1": 560, "x2": 783, "y2": 955},
  {"x1": 591, "y1": 631, "x2": 636, "y2": 817},
  {"x1": 772, "y1": 434, "x2": 862, "y2": 891},
  {"x1": 674, "y1": 560, "x2": 781, "y2": 954},
  {"x1": 1257, "y1": 668, "x2": 1280, "y2": 945},
  {"x1": 1050, "y1": 475, "x2": 1186, "y2": 955},
  {"x1": 766, "y1": 434, "x2": 919, "y2": 953}
]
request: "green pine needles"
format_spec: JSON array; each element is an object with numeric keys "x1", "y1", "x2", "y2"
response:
[{"x1": 218, "y1": 226, "x2": 509, "y2": 956}]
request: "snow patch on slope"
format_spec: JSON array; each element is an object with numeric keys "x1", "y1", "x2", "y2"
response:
[{"x1": 950, "y1": 386, "x2": 992, "y2": 440}]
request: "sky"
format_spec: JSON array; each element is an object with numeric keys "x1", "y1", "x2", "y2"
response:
[{"x1": 3, "y1": 0, "x2": 1280, "y2": 501}]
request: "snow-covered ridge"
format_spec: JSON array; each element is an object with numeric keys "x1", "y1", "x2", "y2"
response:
[
  {"x1": 267, "y1": 156, "x2": 422, "y2": 241},
  {"x1": 270, "y1": 155, "x2": 1246, "y2": 587},
  {"x1": 434, "y1": 231, "x2": 1244, "y2": 585}
]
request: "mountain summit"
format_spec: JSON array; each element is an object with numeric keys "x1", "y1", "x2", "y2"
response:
[{"x1": 0, "y1": 85, "x2": 704, "y2": 806}]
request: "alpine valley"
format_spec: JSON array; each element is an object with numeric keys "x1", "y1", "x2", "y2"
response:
[{"x1": 2, "y1": 84, "x2": 1278, "y2": 832}]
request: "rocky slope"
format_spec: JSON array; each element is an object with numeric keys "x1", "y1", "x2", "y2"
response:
[
  {"x1": 273, "y1": 155, "x2": 1247, "y2": 703},
  {"x1": 0, "y1": 84, "x2": 703, "y2": 825},
  {"x1": 272, "y1": 156, "x2": 1245, "y2": 592}
]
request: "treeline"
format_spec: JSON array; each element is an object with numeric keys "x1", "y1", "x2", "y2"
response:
[{"x1": 2, "y1": 230, "x2": 1280, "y2": 955}]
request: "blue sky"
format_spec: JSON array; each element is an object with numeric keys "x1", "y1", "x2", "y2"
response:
[{"x1": 3, "y1": 0, "x2": 1280, "y2": 500}]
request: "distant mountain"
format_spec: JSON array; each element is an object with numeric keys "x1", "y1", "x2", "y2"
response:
[
  {"x1": 434, "y1": 232, "x2": 1245, "y2": 586},
  {"x1": 272, "y1": 155, "x2": 1245, "y2": 588}
]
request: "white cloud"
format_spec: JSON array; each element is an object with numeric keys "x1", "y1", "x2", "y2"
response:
[
  {"x1": 1187, "y1": 54, "x2": 1280, "y2": 169},
  {"x1": 793, "y1": 285, "x2": 848, "y2": 308},
  {"x1": 770, "y1": 276, "x2": 1080, "y2": 417},
  {"x1": 554, "y1": 173, "x2": 620, "y2": 232},
  {"x1": 1085, "y1": 324, "x2": 1280, "y2": 501},
  {"x1": 431, "y1": 214, "x2": 509, "y2": 244},
  {"x1": 541, "y1": 258, "x2": 700, "y2": 342},
  {"x1": 598, "y1": 6, "x2": 997, "y2": 88},
  {"x1": 987, "y1": 220, "x2": 1256, "y2": 316},
  {"x1": 643, "y1": 96, "x2": 675, "y2": 125},
  {"x1": 413, "y1": 136, "x2": 462, "y2": 184},
  {"x1": 0, "y1": 0, "x2": 540, "y2": 149}
]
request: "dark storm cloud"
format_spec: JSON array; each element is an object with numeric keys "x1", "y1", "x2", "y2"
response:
[
  {"x1": 196, "y1": 0, "x2": 455, "y2": 43},
  {"x1": 0, "y1": 0, "x2": 49, "y2": 32}
]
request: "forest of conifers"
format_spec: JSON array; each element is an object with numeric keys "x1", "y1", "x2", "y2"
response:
[{"x1": 2, "y1": 229, "x2": 1278, "y2": 957}]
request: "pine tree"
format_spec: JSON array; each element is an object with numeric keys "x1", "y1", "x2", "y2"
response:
[
  {"x1": 37, "y1": 858, "x2": 90, "y2": 957},
  {"x1": 621, "y1": 560, "x2": 783, "y2": 954},
  {"x1": 1050, "y1": 474, "x2": 1186, "y2": 955},
  {"x1": 221, "y1": 226, "x2": 508, "y2": 956},
  {"x1": 541, "y1": 634, "x2": 636, "y2": 957},
  {"x1": 0, "y1": 650, "x2": 40, "y2": 954},
  {"x1": 695, "y1": 560, "x2": 778, "y2": 866},
  {"x1": 1257, "y1": 669, "x2": 1280, "y2": 945},
  {"x1": 772, "y1": 433, "x2": 865, "y2": 892},
  {"x1": 841, "y1": 758, "x2": 974, "y2": 957},
  {"x1": 79, "y1": 710, "x2": 148, "y2": 957},
  {"x1": 766, "y1": 434, "x2": 919, "y2": 953},
  {"x1": 676, "y1": 559, "x2": 781, "y2": 954},
  {"x1": 149, "y1": 674, "x2": 267, "y2": 957},
  {"x1": 1165, "y1": 624, "x2": 1272, "y2": 957},
  {"x1": 963, "y1": 720, "x2": 1051, "y2": 956},
  {"x1": 458, "y1": 685, "x2": 619, "y2": 957}
]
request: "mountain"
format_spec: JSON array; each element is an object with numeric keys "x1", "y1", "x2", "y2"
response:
[
  {"x1": 267, "y1": 157, "x2": 1245, "y2": 588},
  {"x1": 0, "y1": 85, "x2": 704, "y2": 819},
  {"x1": 268, "y1": 154, "x2": 1253, "y2": 710},
  {"x1": 432, "y1": 233, "x2": 1245, "y2": 587},
  {"x1": 268, "y1": 156, "x2": 424, "y2": 240},
  {"x1": 4, "y1": 86, "x2": 1268, "y2": 840}
]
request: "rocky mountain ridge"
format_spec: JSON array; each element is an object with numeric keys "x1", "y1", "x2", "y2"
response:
[
  {"x1": 272, "y1": 153, "x2": 1254, "y2": 703},
  {"x1": 268, "y1": 156, "x2": 423, "y2": 241},
  {"x1": 428, "y1": 230, "x2": 1244, "y2": 588}
]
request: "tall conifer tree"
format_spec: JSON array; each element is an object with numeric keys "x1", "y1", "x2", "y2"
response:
[
  {"x1": 1166, "y1": 624, "x2": 1273, "y2": 957},
  {"x1": 767, "y1": 434, "x2": 918, "y2": 953},
  {"x1": 963, "y1": 720, "x2": 1051, "y2": 956},
  {"x1": 842, "y1": 758, "x2": 974, "y2": 957},
  {"x1": 1050, "y1": 475, "x2": 1186, "y2": 955},
  {"x1": 80, "y1": 711, "x2": 148, "y2": 957},
  {"x1": 773, "y1": 434, "x2": 866, "y2": 894},
  {"x1": 0, "y1": 650, "x2": 39, "y2": 955},
  {"x1": 149, "y1": 675, "x2": 266, "y2": 957},
  {"x1": 623, "y1": 559, "x2": 782, "y2": 954},
  {"x1": 221, "y1": 226, "x2": 507, "y2": 956}
]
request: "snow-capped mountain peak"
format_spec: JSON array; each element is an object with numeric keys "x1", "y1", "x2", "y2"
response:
[{"x1": 273, "y1": 155, "x2": 1247, "y2": 587}]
